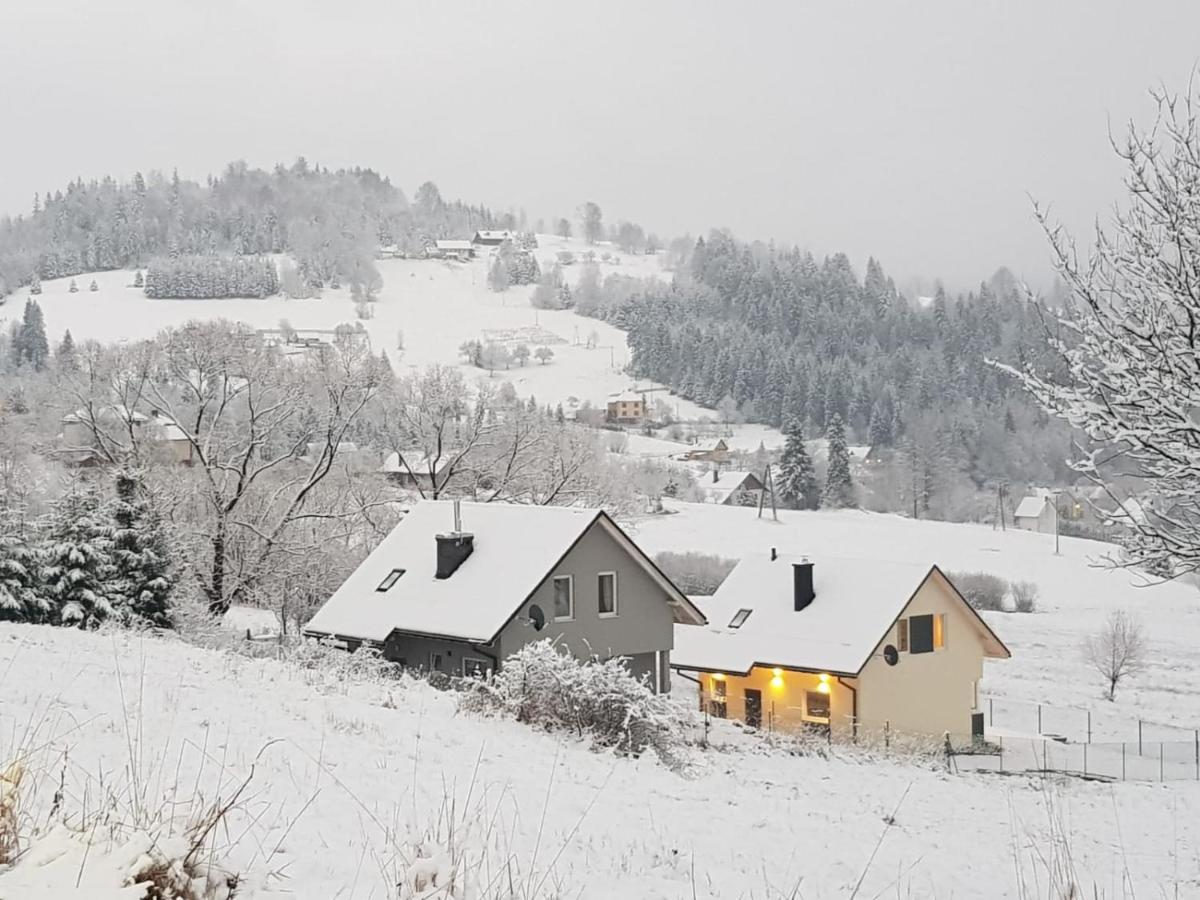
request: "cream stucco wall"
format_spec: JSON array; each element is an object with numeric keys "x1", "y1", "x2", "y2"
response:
[
  {"x1": 699, "y1": 668, "x2": 856, "y2": 736},
  {"x1": 855, "y1": 570, "x2": 986, "y2": 739}
]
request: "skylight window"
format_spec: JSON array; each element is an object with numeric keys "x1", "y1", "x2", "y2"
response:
[
  {"x1": 728, "y1": 608, "x2": 752, "y2": 629},
  {"x1": 376, "y1": 569, "x2": 405, "y2": 592}
]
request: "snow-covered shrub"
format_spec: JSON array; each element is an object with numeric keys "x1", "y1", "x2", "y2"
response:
[
  {"x1": 948, "y1": 571, "x2": 1008, "y2": 612},
  {"x1": 461, "y1": 640, "x2": 692, "y2": 768},
  {"x1": 1011, "y1": 580, "x2": 1039, "y2": 613},
  {"x1": 653, "y1": 551, "x2": 736, "y2": 595}
]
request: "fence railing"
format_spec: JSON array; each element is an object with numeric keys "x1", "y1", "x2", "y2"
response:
[
  {"x1": 980, "y1": 693, "x2": 1200, "y2": 745},
  {"x1": 954, "y1": 734, "x2": 1200, "y2": 782}
]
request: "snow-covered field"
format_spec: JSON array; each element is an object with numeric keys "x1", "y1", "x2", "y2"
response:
[
  {"x1": 0, "y1": 236, "x2": 719, "y2": 422},
  {"x1": 3, "y1": 504, "x2": 1200, "y2": 897}
]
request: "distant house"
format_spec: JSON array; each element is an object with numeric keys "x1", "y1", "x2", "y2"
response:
[
  {"x1": 607, "y1": 392, "x2": 647, "y2": 425},
  {"x1": 59, "y1": 405, "x2": 195, "y2": 467},
  {"x1": 376, "y1": 244, "x2": 403, "y2": 259},
  {"x1": 304, "y1": 500, "x2": 707, "y2": 690},
  {"x1": 426, "y1": 240, "x2": 475, "y2": 261},
  {"x1": 683, "y1": 438, "x2": 730, "y2": 463},
  {"x1": 379, "y1": 451, "x2": 459, "y2": 493},
  {"x1": 1013, "y1": 495, "x2": 1056, "y2": 533},
  {"x1": 701, "y1": 470, "x2": 764, "y2": 507},
  {"x1": 672, "y1": 553, "x2": 1010, "y2": 738},
  {"x1": 472, "y1": 230, "x2": 513, "y2": 247}
]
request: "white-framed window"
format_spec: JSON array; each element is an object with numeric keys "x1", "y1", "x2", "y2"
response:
[
  {"x1": 552, "y1": 575, "x2": 574, "y2": 621},
  {"x1": 429, "y1": 651, "x2": 444, "y2": 672},
  {"x1": 598, "y1": 571, "x2": 617, "y2": 617}
]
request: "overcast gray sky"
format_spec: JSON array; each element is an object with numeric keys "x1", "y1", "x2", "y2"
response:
[{"x1": 3, "y1": 0, "x2": 1198, "y2": 289}]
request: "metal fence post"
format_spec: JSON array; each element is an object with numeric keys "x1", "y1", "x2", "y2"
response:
[
  {"x1": 1083, "y1": 742, "x2": 1088, "y2": 777},
  {"x1": 989, "y1": 697, "x2": 994, "y2": 727},
  {"x1": 1087, "y1": 710, "x2": 1092, "y2": 744},
  {"x1": 1122, "y1": 742, "x2": 1126, "y2": 780},
  {"x1": 1195, "y1": 730, "x2": 1199, "y2": 781},
  {"x1": 999, "y1": 735, "x2": 1004, "y2": 773},
  {"x1": 1038, "y1": 703, "x2": 1043, "y2": 734},
  {"x1": 1042, "y1": 740, "x2": 1048, "y2": 773}
]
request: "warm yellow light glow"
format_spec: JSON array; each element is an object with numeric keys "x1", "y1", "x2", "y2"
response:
[
  {"x1": 818, "y1": 673, "x2": 830, "y2": 683},
  {"x1": 772, "y1": 668, "x2": 783, "y2": 677},
  {"x1": 817, "y1": 682, "x2": 831, "y2": 694},
  {"x1": 770, "y1": 675, "x2": 784, "y2": 689},
  {"x1": 711, "y1": 673, "x2": 725, "y2": 681}
]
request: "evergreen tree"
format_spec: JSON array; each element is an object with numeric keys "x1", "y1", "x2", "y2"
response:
[
  {"x1": 57, "y1": 330, "x2": 77, "y2": 371},
  {"x1": 28, "y1": 272, "x2": 41, "y2": 295},
  {"x1": 68, "y1": 278, "x2": 78, "y2": 293},
  {"x1": 89, "y1": 279, "x2": 99, "y2": 292},
  {"x1": 0, "y1": 510, "x2": 48, "y2": 623},
  {"x1": 778, "y1": 420, "x2": 820, "y2": 509},
  {"x1": 134, "y1": 269, "x2": 144, "y2": 288},
  {"x1": 16, "y1": 299, "x2": 49, "y2": 371},
  {"x1": 824, "y1": 414, "x2": 856, "y2": 508},
  {"x1": 108, "y1": 470, "x2": 174, "y2": 628},
  {"x1": 41, "y1": 480, "x2": 116, "y2": 628}
]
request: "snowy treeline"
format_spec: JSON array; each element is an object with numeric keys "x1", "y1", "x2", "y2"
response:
[
  {"x1": 0, "y1": 161, "x2": 498, "y2": 300},
  {"x1": 145, "y1": 255, "x2": 280, "y2": 299},
  {"x1": 0, "y1": 472, "x2": 173, "y2": 629},
  {"x1": 486, "y1": 238, "x2": 540, "y2": 291},
  {"x1": 571, "y1": 234, "x2": 1072, "y2": 493}
]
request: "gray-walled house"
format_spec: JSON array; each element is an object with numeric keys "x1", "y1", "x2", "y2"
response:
[{"x1": 304, "y1": 500, "x2": 707, "y2": 692}]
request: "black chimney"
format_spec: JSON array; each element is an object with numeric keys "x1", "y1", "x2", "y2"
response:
[
  {"x1": 435, "y1": 501, "x2": 474, "y2": 579},
  {"x1": 793, "y1": 560, "x2": 814, "y2": 611}
]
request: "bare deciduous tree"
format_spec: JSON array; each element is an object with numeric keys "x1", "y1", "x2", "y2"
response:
[
  {"x1": 1084, "y1": 610, "x2": 1146, "y2": 700},
  {"x1": 999, "y1": 84, "x2": 1200, "y2": 578}
]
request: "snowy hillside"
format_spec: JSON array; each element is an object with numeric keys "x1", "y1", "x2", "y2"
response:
[
  {"x1": 1, "y1": 622, "x2": 1198, "y2": 898},
  {"x1": 0, "y1": 236, "x2": 711, "y2": 419},
  {"x1": 632, "y1": 501, "x2": 1200, "y2": 739}
]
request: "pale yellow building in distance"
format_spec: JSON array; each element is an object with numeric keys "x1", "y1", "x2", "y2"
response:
[
  {"x1": 606, "y1": 391, "x2": 647, "y2": 425},
  {"x1": 672, "y1": 552, "x2": 1010, "y2": 741}
]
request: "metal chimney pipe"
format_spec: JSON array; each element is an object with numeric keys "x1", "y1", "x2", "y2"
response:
[{"x1": 453, "y1": 499, "x2": 462, "y2": 533}]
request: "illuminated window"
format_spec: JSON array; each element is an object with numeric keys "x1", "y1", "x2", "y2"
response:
[
  {"x1": 933, "y1": 613, "x2": 946, "y2": 649},
  {"x1": 376, "y1": 568, "x2": 405, "y2": 592},
  {"x1": 728, "y1": 608, "x2": 752, "y2": 629}
]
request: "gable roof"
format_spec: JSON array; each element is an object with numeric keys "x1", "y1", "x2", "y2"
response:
[
  {"x1": 379, "y1": 450, "x2": 456, "y2": 476},
  {"x1": 304, "y1": 500, "x2": 705, "y2": 644},
  {"x1": 671, "y1": 553, "x2": 1009, "y2": 676},
  {"x1": 435, "y1": 239, "x2": 473, "y2": 251},
  {"x1": 702, "y1": 471, "x2": 763, "y2": 505},
  {"x1": 1014, "y1": 495, "x2": 1052, "y2": 519}
]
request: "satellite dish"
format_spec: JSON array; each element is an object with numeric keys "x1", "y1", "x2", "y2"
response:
[
  {"x1": 883, "y1": 644, "x2": 899, "y2": 667},
  {"x1": 528, "y1": 604, "x2": 546, "y2": 631}
]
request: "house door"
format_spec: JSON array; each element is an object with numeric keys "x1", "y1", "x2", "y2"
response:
[{"x1": 744, "y1": 689, "x2": 763, "y2": 729}]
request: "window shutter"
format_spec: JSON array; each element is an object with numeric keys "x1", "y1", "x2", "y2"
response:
[{"x1": 909, "y1": 614, "x2": 934, "y2": 654}]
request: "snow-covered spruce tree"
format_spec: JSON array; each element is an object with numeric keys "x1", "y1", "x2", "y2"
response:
[
  {"x1": 0, "y1": 509, "x2": 49, "y2": 623},
  {"x1": 823, "y1": 413, "x2": 856, "y2": 508},
  {"x1": 108, "y1": 469, "x2": 174, "y2": 628},
  {"x1": 41, "y1": 479, "x2": 116, "y2": 627},
  {"x1": 778, "y1": 419, "x2": 820, "y2": 509},
  {"x1": 998, "y1": 85, "x2": 1200, "y2": 576}
]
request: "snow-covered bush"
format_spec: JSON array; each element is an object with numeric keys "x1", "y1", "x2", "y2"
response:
[
  {"x1": 1011, "y1": 580, "x2": 1039, "y2": 613},
  {"x1": 948, "y1": 571, "x2": 1008, "y2": 612},
  {"x1": 461, "y1": 640, "x2": 692, "y2": 768}
]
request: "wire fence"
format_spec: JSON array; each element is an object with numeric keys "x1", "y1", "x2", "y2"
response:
[
  {"x1": 953, "y1": 735, "x2": 1200, "y2": 782},
  {"x1": 980, "y1": 693, "x2": 1200, "y2": 745}
]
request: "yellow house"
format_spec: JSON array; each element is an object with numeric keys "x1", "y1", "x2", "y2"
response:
[
  {"x1": 672, "y1": 552, "x2": 1010, "y2": 741},
  {"x1": 607, "y1": 392, "x2": 647, "y2": 425}
]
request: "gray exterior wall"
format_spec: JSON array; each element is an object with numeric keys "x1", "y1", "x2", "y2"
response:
[
  {"x1": 496, "y1": 520, "x2": 676, "y2": 690},
  {"x1": 378, "y1": 518, "x2": 677, "y2": 690}
]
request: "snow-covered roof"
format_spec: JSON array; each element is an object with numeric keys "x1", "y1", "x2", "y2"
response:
[
  {"x1": 1013, "y1": 496, "x2": 1051, "y2": 519},
  {"x1": 305, "y1": 500, "x2": 706, "y2": 643},
  {"x1": 701, "y1": 471, "x2": 761, "y2": 505},
  {"x1": 379, "y1": 450, "x2": 456, "y2": 476},
  {"x1": 221, "y1": 605, "x2": 279, "y2": 638},
  {"x1": 473, "y1": 230, "x2": 513, "y2": 241},
  {"x1": 608, "y1": 391, "x2": 645, "y2": 403},
  {"x1": 435, "y1": 240, "x2": 473, "y2": 251},
  {"x1": 61, "y1": 404, "x2": 149, "y2": 425},
  {"x1": 672, "y1": 553, "x2": 1009, "y2": 676}
]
